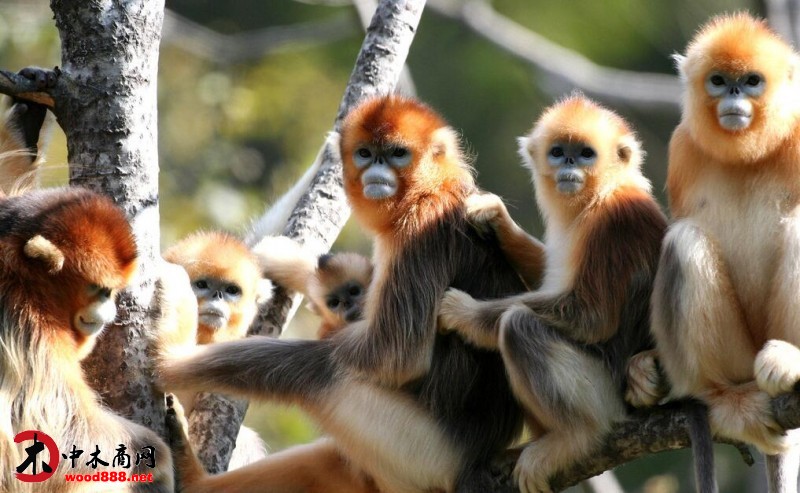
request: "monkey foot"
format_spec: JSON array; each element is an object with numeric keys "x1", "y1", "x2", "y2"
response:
[
  {"x1": 514, "y1": 443, "x2": 555, "y2": 493},
  {"x1": 19, "y1": 66, "x2": 59, "y2": 90},
  {"x1": 708, "y1": 386, "x2": 790, "y2": 455},
  {"x1": 625, "y1": 349, "x2": 668, "y2": 408},
  {"x1": 755, "y1": 340, "x2": 800, "y2": 397}
]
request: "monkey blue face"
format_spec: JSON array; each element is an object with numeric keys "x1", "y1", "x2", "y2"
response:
[
  {"x1": 192, "y1": 278, "x2": 242, "y2": 329},
  {"x1": 353, "y1": 144, "x2": 413, "y2": 200},
  {"x1": 705, "y1": 71, "x2": 765, "y2": 131},
  {"x1": 547, "y1": 141, "x2": 596, "y2": 195}
]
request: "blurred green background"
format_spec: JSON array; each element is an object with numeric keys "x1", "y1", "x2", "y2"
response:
[{"x1": 0, "y1": 0, "x2": 779, "y2": 491}]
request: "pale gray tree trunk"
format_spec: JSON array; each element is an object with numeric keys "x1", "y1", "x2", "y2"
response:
[
  {"x1": 50, "y1": 0, "x2": 167, "y2": 435},
  {"x1": 187, "y1": 0, "x2": 427, "y2": 474}
]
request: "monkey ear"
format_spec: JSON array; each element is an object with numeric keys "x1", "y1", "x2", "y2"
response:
[
  {"x1": 671, "y1": 53, "x2": 688, "y2": 79},
  {"x1": 24, "y1": 235, "x2": 65, "y2": 273},
  {"x1": 431, "y1": 127, "x2": 459, "y2": 158},
  {"x1": 616, "y1": 134, "x2": 644, "y2": 167}
]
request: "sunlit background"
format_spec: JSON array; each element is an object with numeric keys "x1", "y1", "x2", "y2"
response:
[{"x1": 0, "y1": 0, "x2": 779, "y2": 490}]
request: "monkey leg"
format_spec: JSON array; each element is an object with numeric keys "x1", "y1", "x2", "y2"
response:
[
  {"x1": 758, "y1": 212, "x2": 800, "y2": 396},
  {"x1": 652, "y1": 221, "x2": 788, "y2": 454},
  {"x1": 186, "y1": 439, "x2": 378, "y2": 493},
  {"x1": 160, "y1": 338, "x2": 463, "y2": 492},
  {"x1": 498, "y1": 305, "x2": 625, "y2": 493}
]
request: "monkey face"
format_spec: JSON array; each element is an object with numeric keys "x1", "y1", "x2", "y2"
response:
[
  {"x1": 677, "y1": 13, "x2": 800, "y2": 163},
  {"x1": 351, "y1": 144, "x2": 413, "y2": 200},
  {"x1": 192, "y1": 278, "x2": 240, "y2": 329},
  {"x1": 324, "y1": 280, "x2": 365, "y2": 324},
  {"x1": 545, "y1": 141, "x2": 597, "y2": 195},
  {"x1": 704, "y1": 71, "x2": 765, "y2": 131},
  {"x1": 73, "y1": 284, "x2": 119, "y2": 336}
]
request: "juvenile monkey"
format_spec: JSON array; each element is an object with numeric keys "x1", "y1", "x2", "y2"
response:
[
  {"x1": 161, "y1": 231, "x2": 269, "y2": 468},
  {"x1": 438, "y1": 94, "x2": 667, "y2": 493},
  {"x1": 160, "y1": 95, "x2": 527, "y2": 493},
  {"x1": 0, "y1": 187, "x2": 173, "y2": 492},
  {"x1": 646, "y1": 12, "x2": 800, "y2": 459},
  {"x1": 253, "y1": 235, "x2": 372, "y2": 338}
]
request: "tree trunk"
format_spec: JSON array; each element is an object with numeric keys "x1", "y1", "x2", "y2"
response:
[
  {"x1": 188, "y1": 0, "x2": 428, "y2": 474},
  {"x1": 50, "y1": 0, "x2": 167, "y2": 435}
]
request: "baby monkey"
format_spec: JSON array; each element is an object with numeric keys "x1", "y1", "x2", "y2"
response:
[{"x1": 253, "y1": 235, "x2": 372, "y2": 338}]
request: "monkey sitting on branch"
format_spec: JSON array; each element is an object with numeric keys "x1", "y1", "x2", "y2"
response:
[
  {"x1": 438, "y1": 93, "x2": 667, "y2": 493},
  {"x1": 159, "y1": 95, "x2": 529, "y2": 493}
]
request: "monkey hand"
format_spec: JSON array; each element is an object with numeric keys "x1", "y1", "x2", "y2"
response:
[
  {"x1": 438, "y1": 288, "x2": 480, "y2": 335},
  {"x1": 755, "y1": 340, "x2": 800, "y2": 397},
  {"x1": 625, "y1": 350, "x2": 669, "y2": 407},
  {"x1": 465, "y1": 192, "x2": 508, "y2": 236}
]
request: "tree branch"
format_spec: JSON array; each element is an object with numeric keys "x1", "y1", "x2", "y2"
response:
[
  {"x1": 0, "y1": 69, "x2": 56, "y2": 107},
  {"x1": 188, "y1": 0, "x2": 427, "y2": 474},
  {"x1": 162, "y1": 9, "x2": 358, "y2": 64},
  {"x1": 427, "y1": 0, "x2": 681, "y2": 109},
  {"x1": 484, "y1": 394, "x2": 800, "y2": 492}
]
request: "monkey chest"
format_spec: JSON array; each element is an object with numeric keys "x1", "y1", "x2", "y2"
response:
[{"x1": 689, "y1": 177, "x2": 790, "y2": 327}]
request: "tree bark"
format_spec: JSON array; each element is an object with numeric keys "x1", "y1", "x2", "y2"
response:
[
  {"x1": 188, "y1": 0, "x2": 428, "y2": 474},
  {"x1": 49, "y1": 0, "x2": 167, "y2": 435}
]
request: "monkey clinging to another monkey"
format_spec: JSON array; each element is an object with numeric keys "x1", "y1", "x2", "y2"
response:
[{"x1": 438, "y1": 93, "x2": 666, "y2": 493}]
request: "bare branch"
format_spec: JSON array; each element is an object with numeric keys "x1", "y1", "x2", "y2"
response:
[
  {"x1": 189, "y1": 0, "x2": 427, "y2": 474},
  {"x1": 427, "y1": 0, "x2": 681, "y2": 109},
  {"x1": 0, "y1": 70, "x2": 56, "y2": 107},
  {"x1": 162, "y1": 9, "x2": 357, "y2": 64}
]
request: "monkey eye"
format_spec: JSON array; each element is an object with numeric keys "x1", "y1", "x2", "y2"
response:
[
  {"x1": 745, "y1": 74, "x2": 762, "y2": 86},
  {"x1": 387, "y1": 146, "x2": 412, "y2": 167},
  {"x1": 89, "y1": 284, "x2": 112, "y2": 299},
  {"x1": 580, "y1": 147, "x2": 596, "y2": 159},
  {"x1": 327, "y1": 297, "x2": 340, "y2": 309},
  {"x1": 195, "y1": 280, "x2": 209, "y2": 290},
  {"x1": 709, "y1": 74, "x2": 725, "y2": 86},
  {"x1": 348, "y1": 285, "x2": 362, "y2": 296},
  {"x1": 225, "y1": 285, "x2": 241, "y2": 296},
  {"x1": 549, "y1": 146, "x2": 564, "y2": 158},
  {"x1": 357, "y1": 148, "x2": 372, "y2": 158}
]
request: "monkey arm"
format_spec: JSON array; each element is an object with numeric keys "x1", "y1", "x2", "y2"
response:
[
  {"x1": 332, "y1": 233, "x2": 451, "y2": 387},
  {"x1": 439, "y1": 288, "x2": 613, "y2": 346},
  {"x1": 251, "y1": 235, "x2": 317, "y2": 294},
  {"x1": 465, "y1": 192, "x2": 545, "y2": 289}
]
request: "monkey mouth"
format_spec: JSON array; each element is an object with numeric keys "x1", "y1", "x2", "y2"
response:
[
  {"x1": 362, "y1": 179, "x2": 397, "y2": 200},
  {"x1": 76, "y1": 316, "x2": 106, "y2": 335},
  {"x1": 555, "y1": 170, "x2": 585, "y2": 195},
  {"x1": 199, "y1": 310, "x2": 227, "y2": 329},
  {"x1": 718, "y1": 111, "x2": 752, "y2": 131}
]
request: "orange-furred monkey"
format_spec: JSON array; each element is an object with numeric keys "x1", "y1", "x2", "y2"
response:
[
  {"x1": 438, "y1": 94, "x2": 666, "y2": 493},
  {"x1": 0, "y1": 187, "x2": 174, "y2": 492},
  {"x1": 634, "y1": 12, "x2": 800, "y2": 493},
  {"x1": 160, "y1": 95, "x2": 527, "y2": 493}
]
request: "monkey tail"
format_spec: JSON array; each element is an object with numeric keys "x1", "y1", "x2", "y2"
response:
[{"x1": 685, "y1": 399, "x2": 718, "y2": 493}]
